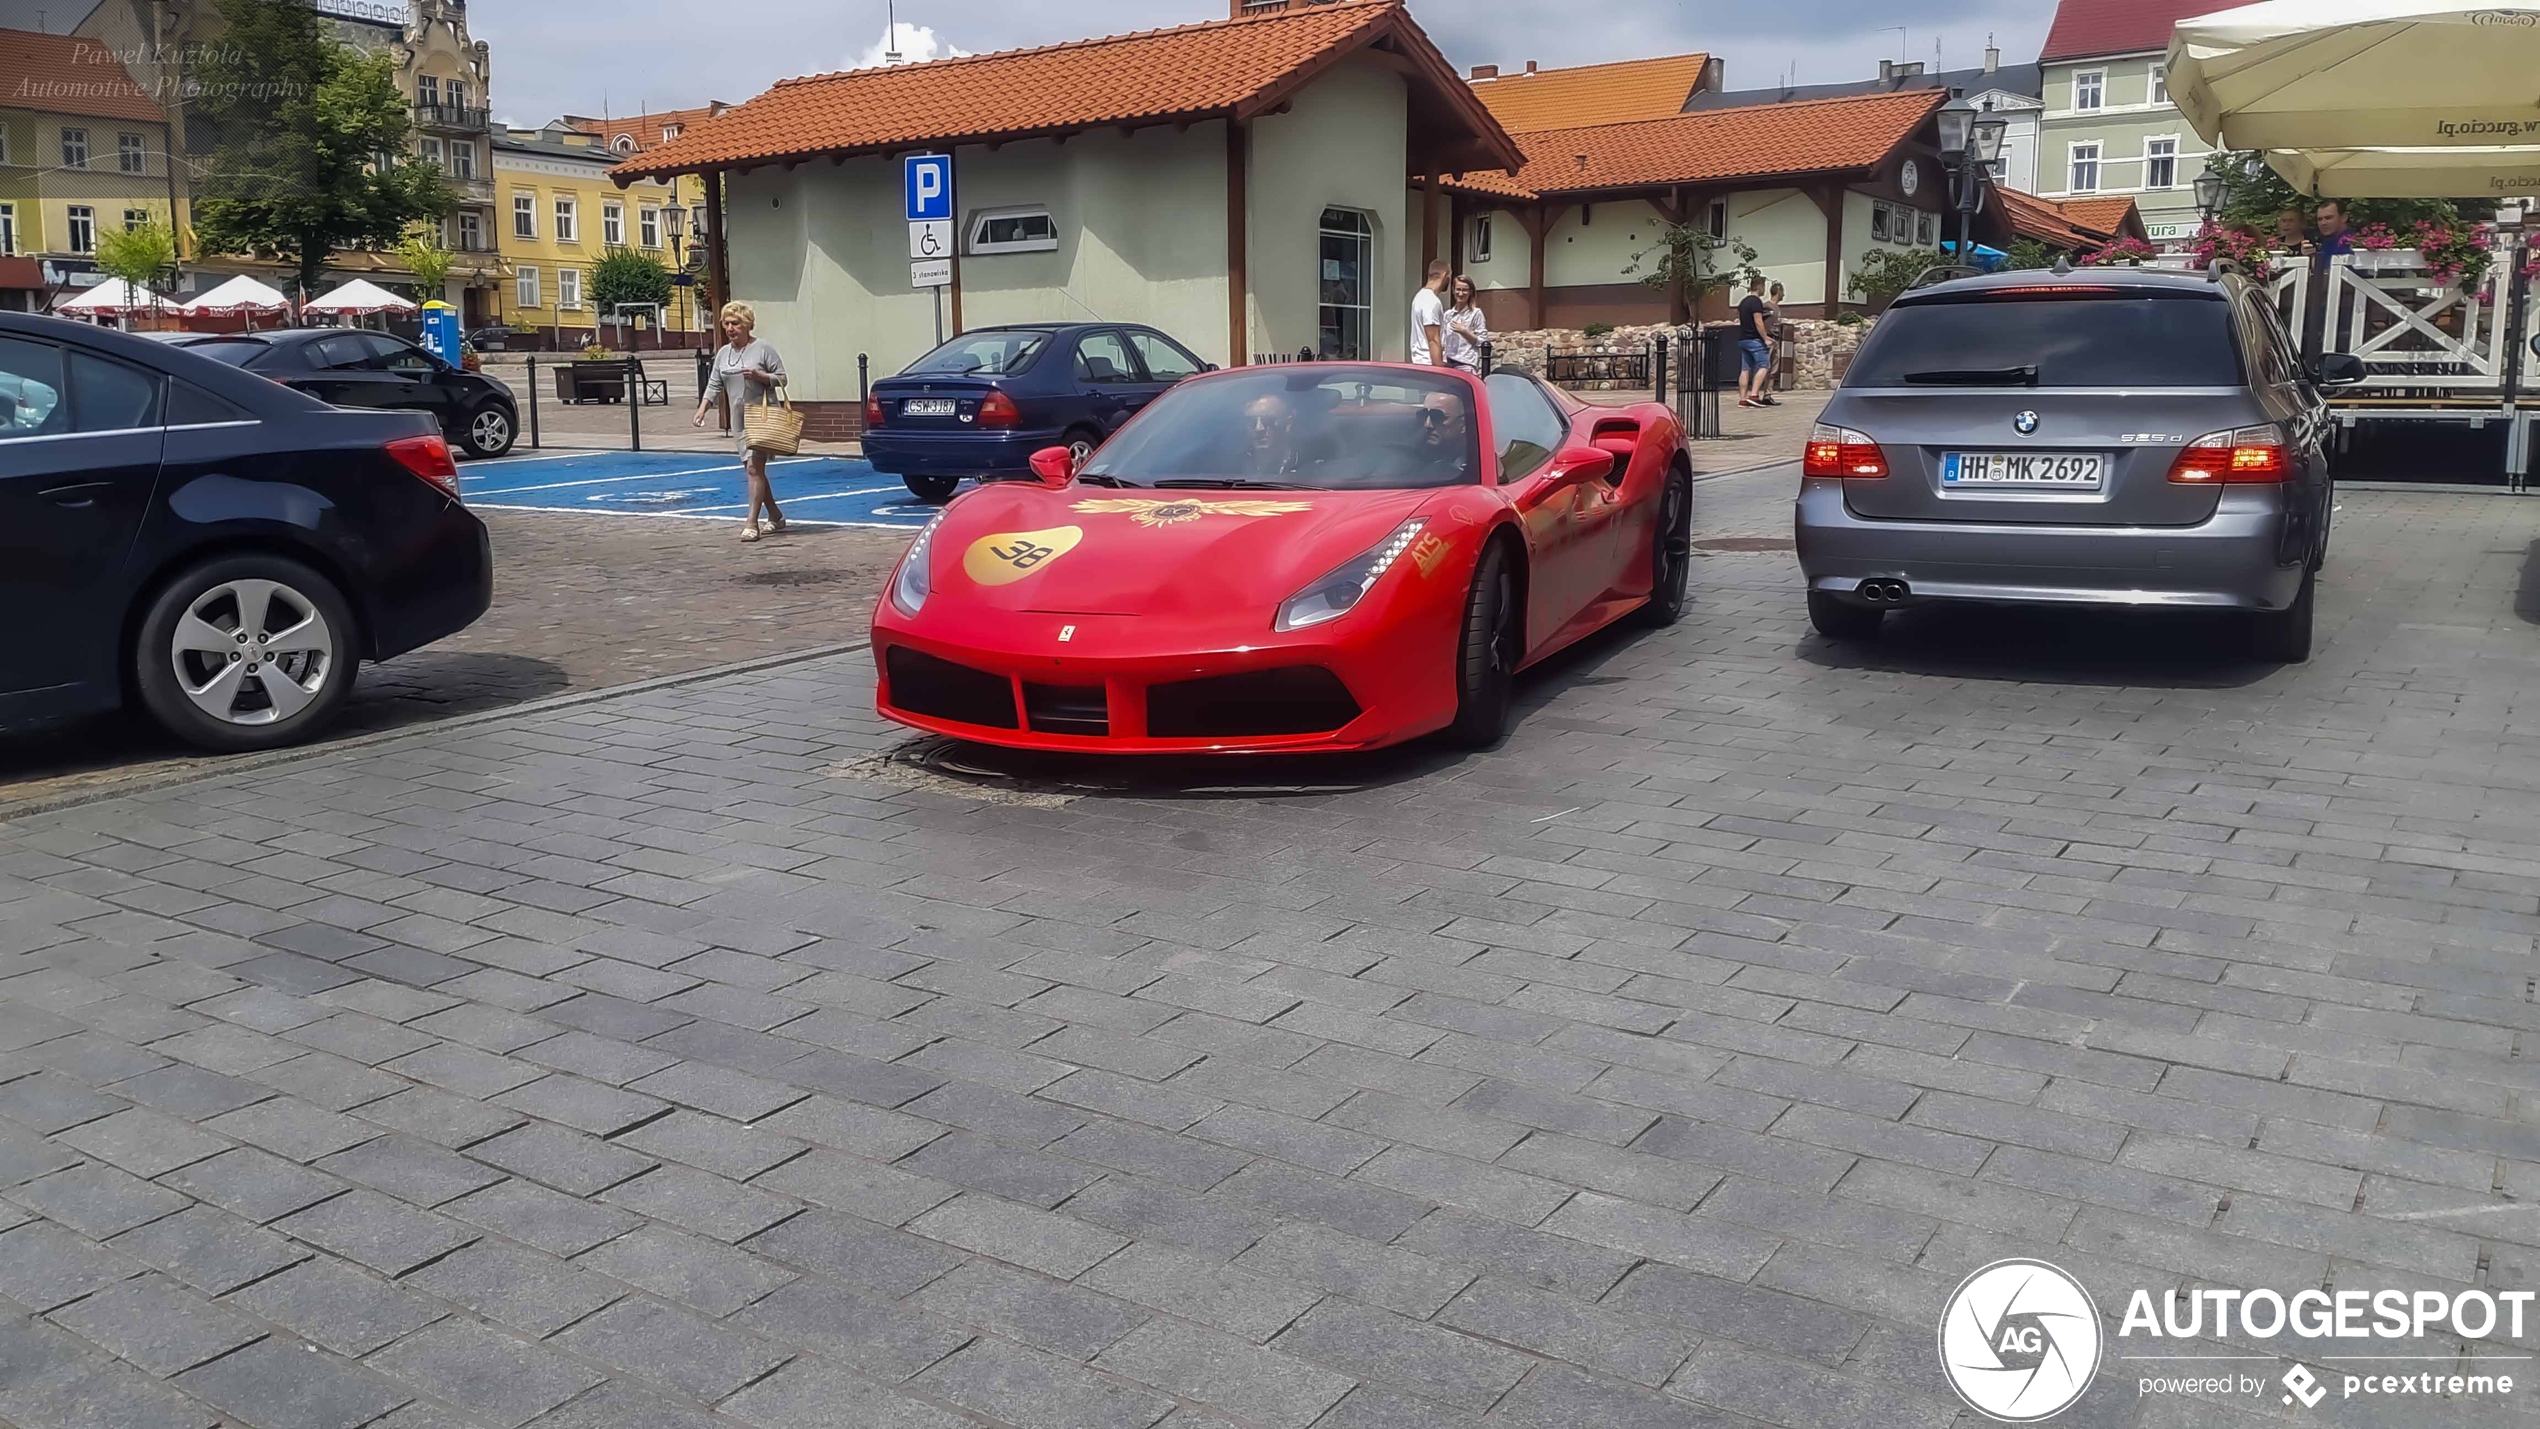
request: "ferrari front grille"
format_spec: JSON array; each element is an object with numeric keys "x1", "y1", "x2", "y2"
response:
[
  {"x1": 1023, "y1": 683, "x2": 1108, "y2": 737},
  {"x1": 885, "y1": 646, "x2": 1018, "y2": 729},
  {"x1": 1145, "y1": 667, "x2": 1361, "y2": 738}
]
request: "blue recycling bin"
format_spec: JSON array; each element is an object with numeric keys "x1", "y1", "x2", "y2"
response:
[{"x1": 420, "y1": 302, "x2": 460, "y2": 365}]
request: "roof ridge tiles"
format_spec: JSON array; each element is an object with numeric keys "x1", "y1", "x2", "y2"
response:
[{"x1": 762, "y1": 0, "x2": 1397, "y2": 93}]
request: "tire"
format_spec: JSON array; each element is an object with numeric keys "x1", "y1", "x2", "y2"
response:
[
  {"x1": 133, "y1": 555, "x2": 358, "y2": 754},
  {"x1": 1636, "y1": 466, "x2": 1693, "y2": 628},
  {"x1": 1807, "y1": 590, "x2": 1883, "y2": 641},
  {"x1": 903, "y1": 474, "x2": 960, "y2": 504},
  {"x1": 1446, "y1": 540, "x2": 1521, "y2": 749},
  {"x1": 2251, "y1": 568, "x2": 2315, "y2": 663},
  {"x1": 1064, "y1": 427, "x2": 1103, "y2": 471},
  {"x1": 461, "y1": 403, "x2": 515, "y2": 459}
]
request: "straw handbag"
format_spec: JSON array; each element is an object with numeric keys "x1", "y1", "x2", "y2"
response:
[{"x1": 745, "y1": 391, "x2": 805, "y2": 455}]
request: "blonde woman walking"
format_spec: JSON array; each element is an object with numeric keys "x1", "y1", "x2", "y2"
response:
[{"x1": 691, "y1": 301, "x2": 789, "y2": 541}]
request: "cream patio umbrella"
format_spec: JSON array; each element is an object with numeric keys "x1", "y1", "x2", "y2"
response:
[
  {"x1": 182, "y1": 274, "x2": 293, "y2": 329},
  {"x1": 2265, "y1": 145, "x2": 2540, "y2": 199},
  {"x1": 303, "y1": 278, "x2": 417, "y2": 319},
  {"x1": 2170, "y1": 1, "x2": 2540, "y2": 154}
]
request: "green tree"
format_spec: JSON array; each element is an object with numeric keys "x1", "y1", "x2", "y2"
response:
[
  {"x1": 1998, "y1": 237, "x2": 2060, "y2": 272},
  {"x1": 589, "y1": 246, "x2": 674, "y2": 328},
  {"x1": 1625, "y1": 223, "x2": 1764, "y2": 311},
  {"x1": 2203, "y1": 151, "x2": 2460, "y2": 232},
  {"x1": 189, "y1": 0, "x2": 450, "y2": 301},
  {"x1": 1847, "y1": 247, "x2": 1947, "y2": 310},
  {"x1": 395, "y1": 229, "x2": 454, "y2": 299},
  {"x1": 95, "y1": 213, "x2": 179, "y2": 306}
]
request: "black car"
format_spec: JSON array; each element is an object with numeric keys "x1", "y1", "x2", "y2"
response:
[
  {"x1": 2, "y1": 313, "x2": 493, "y2": 752},
  {"x1": 154, "y1": 327, "x2": 520, "y2": 458}
]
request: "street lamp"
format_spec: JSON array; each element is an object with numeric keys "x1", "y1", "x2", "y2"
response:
[
  {"x1": 2194, "y1": 166, "x2": 2229, "y2": 224},
  {"x1": 1937, "y1": 91, "x2": 2004, "y2": 265},
  {"x1": 662, "y1": 200, "x2": 690, "y2": 340}
]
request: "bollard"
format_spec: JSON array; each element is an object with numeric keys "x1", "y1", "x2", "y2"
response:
[
  {"x1": 626, "y1": 358, "x2": 643, "y2": 452},
  {"x1": 859, "y1": 352, "x2": 870, "y2": 406},
  {"x1": 1480, "y1": 341, "x2": 1493, "y2": 377},
  {"x1": 526, "y1": 353, "x2": 541, "y2": 449},
  {"x1": 1651, "y1": 337, "x2": 1666, "y2": 403}
]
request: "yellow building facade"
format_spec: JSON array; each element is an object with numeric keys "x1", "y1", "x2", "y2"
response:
[{"x1": 491, "y1": 127, "x2": 693, "y2": 344}]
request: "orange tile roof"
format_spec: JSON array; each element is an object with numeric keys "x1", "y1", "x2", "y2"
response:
[
  {"x1": 563, "y1": 104, "x2": 732, "y2": 156},
  {"x1": 614, "y1": 0, "x2": 1519, "y2": 181},
  {"x1": 1448, "y1": 88, "x2": 1942, "y2": 200},
  {"x1": 0, "y1": 29, "x2": 165, "y2": 124},
  {"x1": 1997, "y1": 187, "x2": 2095, "y2": 247},
  {"x1": 1469, "y1": 54, "x2": 1712, "y2": 133},
  {"x1": 2058, "y1": 196, "x2": 2145, "y2": 240}
]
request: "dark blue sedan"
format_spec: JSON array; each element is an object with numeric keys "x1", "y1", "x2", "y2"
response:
[{"x1": 862, "y1": 323, "x2": 1212, "y2": 502}]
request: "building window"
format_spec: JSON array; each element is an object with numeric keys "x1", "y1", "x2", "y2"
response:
[
  {"x1": 613, "y1": 135, "x2": 636, "y2": 154},
  {"x1": 2073, "y1": 70, "x2": 2104, "y2": 112},
  {"x1": 417, "y1": 75, "x2": 439, "y2": 108},
  {"x1": 2146, "y1": 137, "x2": 2178, "y2": 189},
  {"x1": 458, "y1": 211, "x2": 482, "y2": 251},
  {"x1": 61, "y1": 128, "x2": 89, "y2": 170},
  {"x1": 0, "y1": 203, "x2": 15, "y2": 256},
  {"x1": 639, "y1": 206, "x2": 660, "y2": 248},
  {"x1": 0, "y1": 128, "x2": 10, "y2": 165},
  {"x1": 1870, "y1": 203, "x2": 1891, "y2": 242},
  {"x1": 2149, "y1": 64, "x2": 2168, "y2": 106},
  {"x1": 449, "y1": 82, "x2": 468, "y2": 111},
  {"x1": 123, "y1": 208, "x2": 150, "y2": 232},
  {"x1": 1468, "y1": 212, "x2": 1492, "y2": 263},
  {"x1": 516, "y1": 265, "x2": 539, "y2": 307},
  {"x1": 67, "y1": 206, "x2": 96, "y2": 254},
  {"x1": 1705, "y1": 199, "x2": 1728, "y2": 239},
  {"x1": 420, "y1": 136, "x2": 443, "y2": 167},
  {"x1": 2069, "y1": 142, "x2": 2101, "y2": 192},
  {"x1": 450, "y1": 141, "x2": 473, "y2": 179},
  {"x1": 558, "y1": 267, "x2": 581, "y2": 309},
  {"x1": 118, "y1": 132, "x2": 146, "y2": 174},
  {"x1": 602, "y1": 203, "x2": 623, "y2": 246},
  {"x1": 555, "y1": 196, "x2": 577, "y2": 243},
  {"x1": 512, "y1": 191, "x2": 535, "y2": 238},
  {"x1": 1916, "y1": 212, "x2": 1938, "y2": 247},
  {"x1": 663, "y1": 124, "x2": 682, "y2": 141},
  {"x1": 967, "y1": 207, "x2": 1058, "y2": 255},
  {"x1": 1317, "y1": 206, "x2": 1374, "y2": 361}
]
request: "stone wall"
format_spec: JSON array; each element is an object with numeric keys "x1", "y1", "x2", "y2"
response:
[{"x1": 1488, "y1": 317, "x2": 1878, "y2": 391}]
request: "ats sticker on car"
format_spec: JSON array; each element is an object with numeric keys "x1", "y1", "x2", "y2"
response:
[
  {"x1": 1408, "y1": 534, "x2": 1454, "y2": 579},
  {"x1": 964, "y1": 526, "x2": 1084, "y2": 586},
  {"x1": 1071, "y1": 497, "x2": 1313, "y2": 528}
]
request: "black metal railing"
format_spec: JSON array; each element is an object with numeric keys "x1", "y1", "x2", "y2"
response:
[{"x1": 412, "y1": 104, "x2": 492, "y2": 130}]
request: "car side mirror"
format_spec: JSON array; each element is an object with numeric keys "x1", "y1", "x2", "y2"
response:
[
  {"x1": 2313, "y1": 352, "x2": 2367, "y2": 387},
  {"x1": 1548, "y1": 445, "x2": 1616, "y2": 485},
  {"x1": 1028, "y1": 445, "x2": 1077, "y2": 488}
]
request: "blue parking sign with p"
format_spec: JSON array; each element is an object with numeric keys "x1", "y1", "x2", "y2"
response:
[{"x1": 905, "y1": 154, "x2": 952, "y2": 222}]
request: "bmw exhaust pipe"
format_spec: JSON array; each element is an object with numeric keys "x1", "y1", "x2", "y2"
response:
[{"x1": 1855, "y1": 579, "x2": 1910, "y2": 604}]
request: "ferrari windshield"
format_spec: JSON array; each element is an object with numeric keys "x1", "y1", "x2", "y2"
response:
[{"x1": 1078, "y1": 366, "x2": 1482, "y2": 490}]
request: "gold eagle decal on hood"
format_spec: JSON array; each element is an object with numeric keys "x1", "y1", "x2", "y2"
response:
[{"x1": 1071, "y1": 497, "x2": 1313, "y2": 527}]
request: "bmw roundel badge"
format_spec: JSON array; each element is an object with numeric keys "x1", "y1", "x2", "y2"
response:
[{"x1": 2013, "y1": 410, "x2": 2040, "y2": 436}]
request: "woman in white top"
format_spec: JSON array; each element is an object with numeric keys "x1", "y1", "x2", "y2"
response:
[
  {"x1": 1443, "y1": 276, "x2": 1490, "y2": 373},
  {"x1": 690, "y1": 301, "x2": 789, "y2": 542}
]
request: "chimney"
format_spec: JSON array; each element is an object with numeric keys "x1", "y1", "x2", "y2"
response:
[
  {"x1": 1879, "y1": 58, "x2": 1895, "y2": 83},
  {"x1": 1470, "y1": 64, "x2": 1498, "y2": 80},
  {"x1": 1984, "y1": 44, "x2": 2000, "y2": 73},
  {"x1": 1525, "y1": 60, "x2": 1539, "y2": 75}
]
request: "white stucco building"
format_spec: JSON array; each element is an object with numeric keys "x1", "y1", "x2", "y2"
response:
[{"x1": 614, "y1": 0, "x2": 1518, "y2": 439}]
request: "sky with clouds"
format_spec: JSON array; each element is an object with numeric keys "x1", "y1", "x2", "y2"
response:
[{"x1": 0, "y1": 1, "x2": 2052, "y2": 131}]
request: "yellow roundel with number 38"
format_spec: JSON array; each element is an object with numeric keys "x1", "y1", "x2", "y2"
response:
[{"x1": 963, "y1": 526, "x2": 1084, "y2": 586}]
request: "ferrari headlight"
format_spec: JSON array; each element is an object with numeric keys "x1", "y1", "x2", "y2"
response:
[
  {"x1": 1274, "y1": 519, "x2": 1427, "y2": 633},
  {"x1": 890, "y1": 514, "x2": 945, "y2": 617}
]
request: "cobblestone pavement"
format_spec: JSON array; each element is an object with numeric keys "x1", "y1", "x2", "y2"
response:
[
  {"x1": 0, "y1": 511, "x2": 908, "y2": 815},
  {"x1": 0, "y1": 473, "x2": 2535, "y2": 1429}
]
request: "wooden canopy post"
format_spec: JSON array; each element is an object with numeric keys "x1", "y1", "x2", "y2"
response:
[
  {"x1": 1809, "y1": 185, "x2": 1846, "y2": 317},
  {"x1": 703, "y1": 168, "x2": 730, "y2": 320},
  {"x1": 1421, "y1": 174, "x2": 1438, "y2": 268},
  {"x1": 1526, "y1": 202, "x2": 1549, "y2": 330},
  {"x1": 1227, "y1": 119, "x2": 1248, "y2": 365}
]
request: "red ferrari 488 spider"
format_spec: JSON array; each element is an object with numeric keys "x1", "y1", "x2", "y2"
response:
[{"x1": 871, "y1": 362, "x2": 1691, "y2": 753}]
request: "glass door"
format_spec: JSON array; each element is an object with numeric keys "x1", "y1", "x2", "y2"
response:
[{"x1": 1318, "y1": 207, "x2": 1373, "y2": 360}]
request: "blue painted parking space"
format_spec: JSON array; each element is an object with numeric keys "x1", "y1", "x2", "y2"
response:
[{"x1": 460, "y1": 448, "x2": 958, "y2": 529}]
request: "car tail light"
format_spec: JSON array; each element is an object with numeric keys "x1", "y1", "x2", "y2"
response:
[
  {"x1": 385, "y1": 434, "x2": 461, "y2": 500},
  {"x1": 2169, "y1": 425, "x2": 2289, "y2": 484},
  {"x1": 977, "y1": 390, "x2": 1021, "y2": 429},
  {"x1": 864, "y1": 395, "x2": 886, "y2": 430},
  {"x1": 1804, "y1": 423, "x2": 1889, "y2": 478}
]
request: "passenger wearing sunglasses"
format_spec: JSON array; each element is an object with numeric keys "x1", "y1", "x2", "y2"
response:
[{"x1": 1418, "y1": 390, "x2": 1472, "y2": 478}]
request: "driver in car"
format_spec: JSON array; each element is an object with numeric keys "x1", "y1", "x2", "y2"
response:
[{"x1": 1418, "y1": 390, "x2": 1473, "y2": 479}]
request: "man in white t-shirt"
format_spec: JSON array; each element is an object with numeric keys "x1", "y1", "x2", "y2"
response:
[{"x1": 1408, "y1": 259, "x2": 1450, "y2": 366}]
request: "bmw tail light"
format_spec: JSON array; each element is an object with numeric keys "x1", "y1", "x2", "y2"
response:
[
  {"x1": 1275, "y1": 519, "x2": 1426, "y2": 632},
  {"x1": 2169, "y1": 425, "x2": 2289, "y2": 484},
  {"x1": 385, "y1": 434, "x2": 461, "y2": 500},
  {"x1": 864, "y1": 395, "x2": 886, "y2": 430},
  {"x1": 977, "y1": 390, "x2": 1021, "y2": 429},
  {"x1": 1804, "y1": 423, "x2": 1888, "y2": 479}
]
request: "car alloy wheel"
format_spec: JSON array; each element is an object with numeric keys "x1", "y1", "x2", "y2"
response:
[
  {"x1": 169, "y1": 578, "x2": 336, "y2": 728},
  {"x1": 1448, "y1": 541, "x2": 1519, "y2": 748},
  {"x1": 1639, "y1": 469, "x2": 1692, "y2": 627},
  {"x1": 468, "y1": 406, "x2": 514, "y2": 457}
]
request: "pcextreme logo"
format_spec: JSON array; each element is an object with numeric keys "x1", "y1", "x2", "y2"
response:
[{"x1": 1939, "y1": 1260, "x2": 2103, "y2": 1422}]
